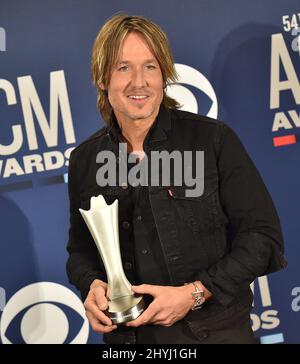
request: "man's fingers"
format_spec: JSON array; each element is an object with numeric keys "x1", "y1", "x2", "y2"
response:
[
  {"x1": 126, "y1": 301, "x2": 158, "y2": 327},
  {"x1": 153, "y1": 320, "x2": 173, "y2": 327},
  {"x1": 85, "y1": 300, "x2": 113, "y2": 326},
  {"x1": 91, "y1": 307, "x2": 112, "y2": 326},
  {"x1": 86, "y1": 311, "x2": 117, "y2": 333},
  {"x1": 95, "y1": 296, "x2": 108, "y2": 311},
  {"x1": 125, "y1": 311, "x2": 150, "y2": 327},
  {"x1": 84, "y1": 282, "x2": 116, "y2": 334},
  {"x1": 131, "y1": 284, "x2": 160, "y2": 297},
  {"x1": 93, "y1": 286, "x2": 108, "y2": 310}
]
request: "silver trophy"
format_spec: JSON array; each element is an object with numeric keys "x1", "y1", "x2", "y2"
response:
[{"x1": 79, "y1": 195, "x2": 145, "y2": 324}]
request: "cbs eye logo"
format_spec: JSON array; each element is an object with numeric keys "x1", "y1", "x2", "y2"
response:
[
  {"x1": 0, "y1": 282, "x2": 89, "y2": 344},
  {"x1": 166, "y1": 63, "x2": 218, "y2": 118}
]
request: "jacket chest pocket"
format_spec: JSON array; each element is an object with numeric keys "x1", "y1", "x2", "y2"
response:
[
  {"x1": 168, "y1": 186, "x2": 229, "y2": 266},
  {"x1": 168, "y1": 186, "x2": 227, "y2": 234}
]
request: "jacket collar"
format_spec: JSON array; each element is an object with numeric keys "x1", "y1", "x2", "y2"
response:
[{"x1": 107, "y1": 104, "x2": 172, "y2": 146}]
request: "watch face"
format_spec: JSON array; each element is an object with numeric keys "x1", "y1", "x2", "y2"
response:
[{"x1": 191, "y1": 288, "x2": 205, "y2": 310}]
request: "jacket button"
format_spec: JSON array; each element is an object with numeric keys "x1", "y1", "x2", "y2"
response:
[
  {"x1": 124, "y1": 262, "x2": 132, "y2": 270},
  {"x1": 122, "y1": 221, "x2": 130, "y2": 229},
  {"x1": 141, "y1": 249, "x2": 148, "y2": 255},
  {"x1": 137, "y1": 215, "x2": 142, "y2": 221}
]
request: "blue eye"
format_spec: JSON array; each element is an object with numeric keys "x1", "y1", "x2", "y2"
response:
[
  {"x1": 0, "y1": 282, "x2": 89, "y2": 344},
  {"x1": 118, "y1": 66, "x2": 128, "y2": 72}
]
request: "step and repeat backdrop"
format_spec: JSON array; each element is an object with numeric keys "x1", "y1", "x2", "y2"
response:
[{"x1": 0, "y1": 0, "x2": 299, "y2": 344}]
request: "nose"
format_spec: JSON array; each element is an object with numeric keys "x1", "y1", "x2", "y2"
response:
[{"x1": 131, "y1": 67, "x2": 147, "y2": 88}]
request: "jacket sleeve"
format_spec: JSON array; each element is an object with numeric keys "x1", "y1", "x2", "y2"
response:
[
  {"x1": 195, "y1": 123, "x2": 287, "y2": 306},
  {"x1": 66, "y1": 151, "x2": 107, "y2": 301}
]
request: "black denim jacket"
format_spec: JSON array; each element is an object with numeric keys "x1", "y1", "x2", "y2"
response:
[{"x1": 66, "y1": 105, "x2": 287, "y2": 316}]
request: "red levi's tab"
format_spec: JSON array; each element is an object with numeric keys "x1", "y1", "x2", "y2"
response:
[{"x1": 167, "y1": 188, "x2": 174, "y2": 197}]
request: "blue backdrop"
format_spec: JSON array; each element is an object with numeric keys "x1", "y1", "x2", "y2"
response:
[{"x1": 0, "y1": 0, "x2": 299, "y2": 344}]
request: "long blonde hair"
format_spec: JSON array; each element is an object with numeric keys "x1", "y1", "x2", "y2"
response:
[{"x1": 91, "y1": 13, "x2": 180, "y2": 124}]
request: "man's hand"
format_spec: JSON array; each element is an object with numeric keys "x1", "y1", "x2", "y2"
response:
[
  {"x1": 84, "y1": 279, "x2": 117, "y2": 334},
  {"x1": 126, "y1": 282, "x2": 212, "y2": 328}
]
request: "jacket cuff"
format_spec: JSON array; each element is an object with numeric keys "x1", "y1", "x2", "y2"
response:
[{"x1": 193, "y1": 270, "x2": 236, "y2": 307}]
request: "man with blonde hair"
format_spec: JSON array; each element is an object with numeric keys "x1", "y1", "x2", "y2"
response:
[{"x1": 66, "y1": 14, "x2": 286, "y2": 344}]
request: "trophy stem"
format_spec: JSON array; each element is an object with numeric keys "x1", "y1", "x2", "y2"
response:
[{"x1": 79, "y1": 196, "x2": 145, "y2": 324}]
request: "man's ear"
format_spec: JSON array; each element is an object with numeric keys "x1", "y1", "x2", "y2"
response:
[{"x1": 99, "y1": 82, "x2": 106, "y2": 90}]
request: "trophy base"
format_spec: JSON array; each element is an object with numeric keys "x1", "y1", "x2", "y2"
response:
[{"x1": 108, "y1": 294, "x2": 145, "y2": 324}]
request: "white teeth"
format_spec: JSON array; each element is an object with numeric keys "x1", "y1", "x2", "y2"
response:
[{"x1": 128, "y1": 95, "x2": 148, "y2": 99}]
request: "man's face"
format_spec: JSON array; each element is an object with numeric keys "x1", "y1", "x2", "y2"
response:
[{"x1": 103, "y1": 32, "x2": 164, "y2": 124}]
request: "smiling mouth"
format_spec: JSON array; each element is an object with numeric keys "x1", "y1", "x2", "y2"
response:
[
  {"x1": 127, "y1": 95, "x2": 150, "y2": 105},
  {"x1": 127, "y1": 95, "x2": 149, "y2": 100}
]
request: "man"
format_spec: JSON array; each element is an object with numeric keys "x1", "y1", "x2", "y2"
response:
[{"x1": 66, "y1": 14, "x2": 287, "y2": 344}]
